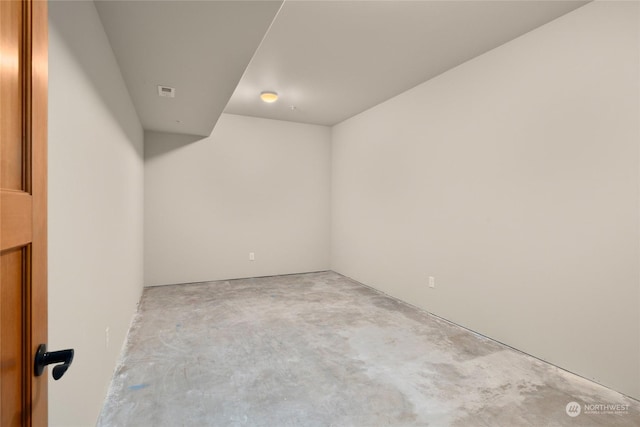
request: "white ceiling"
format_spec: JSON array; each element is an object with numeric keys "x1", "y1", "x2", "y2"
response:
[
  {"x1": 95, "y1": 0, "x2": 588, "y2": 135},
  {"x1": 95, "y1": 0, "x2": 283, "y2": 136},
  {"x1": 225, "y1": 0, "x2": 588, "y2": 126}
]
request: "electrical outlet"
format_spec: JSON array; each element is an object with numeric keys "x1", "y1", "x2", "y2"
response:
[
  {"x1": 105, "y1": 327, "x2": 110, "y2": 348},
  {"x1": 249, "y1": 252, "x2": 255, "y2": 261},
  {"x1": 428, "y1": 276, "x2": 435, "y2": 288}
]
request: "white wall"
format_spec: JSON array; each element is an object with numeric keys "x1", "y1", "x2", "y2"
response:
[
  {"x1": 145, "y1": 114, "x2": 331, "y2": 286},
  {"x1": 48, "y1": 2, "x2": 144, "y2": 425},
  {"x1": 332, "y1": 1, "x2": 640, "y2": 400}
]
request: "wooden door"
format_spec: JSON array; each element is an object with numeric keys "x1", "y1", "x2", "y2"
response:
[{"x1": 0, "y1": 0, "x2": 48, "y2": 426}]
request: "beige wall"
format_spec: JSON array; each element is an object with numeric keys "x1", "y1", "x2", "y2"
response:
[
  {"x1": 48, "y1": 2, "x2": 144, "y2": 425},
  {"x1": 144, "y1": 114, "x2": 331, "y2": 286},
  {"x1": 331, "y1": 1, "x2": 640, "y2": 399}
]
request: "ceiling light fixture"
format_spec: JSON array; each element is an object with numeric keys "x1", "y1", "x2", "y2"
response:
[{"x1": 260, "y1": 91, "x2": 278, "y2": 103}]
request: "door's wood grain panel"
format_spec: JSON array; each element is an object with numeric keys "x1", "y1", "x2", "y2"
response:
[
  {"x1": 0, "y1": 247, "x2": 26, "y2": 427},
  {"x1": 0, "y1": 0, "x2": 25, "y2": 191}
]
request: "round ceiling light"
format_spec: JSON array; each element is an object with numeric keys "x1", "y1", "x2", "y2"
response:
[{"x1": 260, "y1": 91, "x2": 278, "y2": 103}]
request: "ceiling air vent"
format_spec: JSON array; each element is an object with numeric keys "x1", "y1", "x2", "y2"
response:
[{"x1": 157, "y1": 85, "x2": 175, "y2": 98}]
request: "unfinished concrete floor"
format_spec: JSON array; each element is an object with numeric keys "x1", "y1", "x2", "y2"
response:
[{"x1": 98, "y1": 271, "x2": 640, "y2": 426}]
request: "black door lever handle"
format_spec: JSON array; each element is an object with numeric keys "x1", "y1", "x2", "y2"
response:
[{"x1": 34, "y1": 344, "x2": 74, "y2": 380}]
